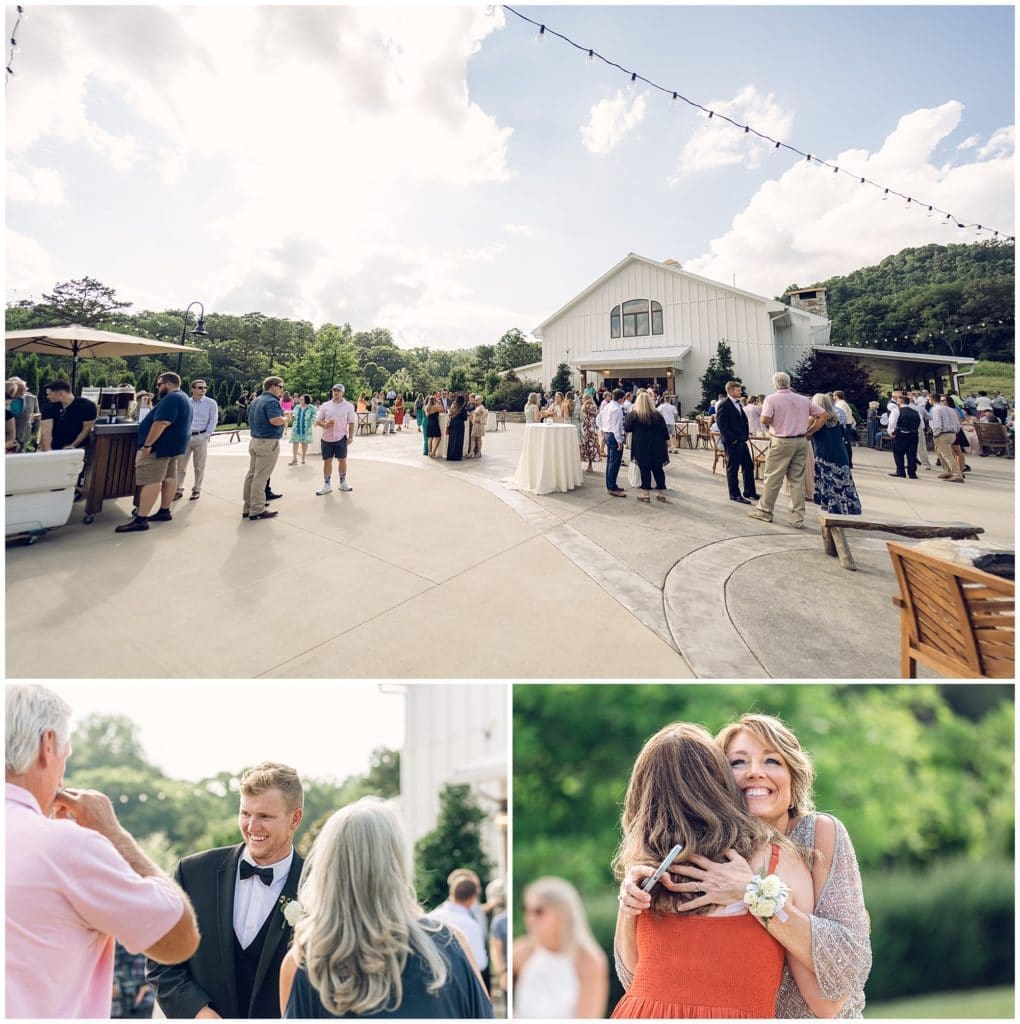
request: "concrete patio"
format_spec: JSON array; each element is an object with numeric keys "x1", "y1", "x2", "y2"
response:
[{"x1": 6, "y1": 423, "x2": 1013, "y2": 679}]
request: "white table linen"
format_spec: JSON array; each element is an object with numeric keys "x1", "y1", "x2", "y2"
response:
[{"x1": 507, "y1": 424, "x2": 584, "y2": 494}]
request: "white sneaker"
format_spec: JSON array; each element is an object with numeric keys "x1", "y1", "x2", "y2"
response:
[
  {"x1": 338, "y1": 480, "x2": 353, "y2": 492},
  {"x1": 316, "y1": 484, "x2": 332, "y2": 495}
]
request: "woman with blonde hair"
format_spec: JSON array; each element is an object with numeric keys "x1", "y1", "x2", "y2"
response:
[
  {"x1": 613, "y1": 723, "x2": 823, "y2": 1018},
  {"x1": 524, "y1": 392, "x2": 541, "y2": 424},
  {"x1": 663, "y1": 713, "x2": 871, "y2": 1017},
  {"x1": 513, "y1": 876, "x2": 608, "y2": 1018},
  {"x1": 280, "y1": 797, "x2": 491, "y2": 1018},
  {"x1": 623, "y1": 390, "x2": 670, "y2": 503}
]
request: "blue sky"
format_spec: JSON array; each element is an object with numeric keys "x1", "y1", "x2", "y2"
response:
[{"x1": 6, "y1": 4, "x2": 1015, "y2": 349}]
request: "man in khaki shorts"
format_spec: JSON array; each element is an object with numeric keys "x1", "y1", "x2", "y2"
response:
[{"x1": 115, "y1": 372, "x2": 193, "y2": 533}]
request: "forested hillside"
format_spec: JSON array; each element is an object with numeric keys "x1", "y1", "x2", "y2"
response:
[{"x1": 782, "y1": 240, "x2": 1014, "y2": 360}]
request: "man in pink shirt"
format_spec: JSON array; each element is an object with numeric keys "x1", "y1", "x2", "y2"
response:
[
  {"x1": 5, "y1": 684, "x2": 199, "y2": 1019},
  {"x1": 747, "y1": 372, "x2": 827, "y2": 529},
  {"x1": 315, "y1": 383, "x2": 358, "y2": 495}
]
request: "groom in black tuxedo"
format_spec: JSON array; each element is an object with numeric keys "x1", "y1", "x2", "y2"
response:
[
  {"x1": 147, "y1": 763, "x2": 305, "y2": 1019},
  {"x1": 715, "y1": 381, "x2": 760, "y2": 504}
]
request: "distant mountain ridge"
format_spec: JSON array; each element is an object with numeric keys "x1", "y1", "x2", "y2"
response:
[{"x1": 781, "y1": 241, "x2": 1014, "y2": 360}]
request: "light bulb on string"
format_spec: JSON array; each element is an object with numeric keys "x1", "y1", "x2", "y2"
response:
[
  {"x1": 669, "y1": 91, "x2": 679, "y2": 106},
  {"x1": 586, "y1": 49, "x2": 595, "y2": 65},
  {"x1": 536, "y1": 24, "x2": 546, "y2": 44},
  {"x1": 881, "y1": 189, "x2": 889, "y2": 201},
  {"x1": 627, "y1": 72, "x2": 637, "y2": 91}
]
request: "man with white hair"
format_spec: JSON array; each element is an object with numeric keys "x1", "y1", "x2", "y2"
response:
[
  {"x1": 5, "y1": 684, "x2": 199, "y2": 1019},
  {"x1": 748, "y1": 372, "x2": 827, "y2": 529}
]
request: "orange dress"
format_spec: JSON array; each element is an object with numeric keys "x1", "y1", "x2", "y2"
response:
[{"x1": 612, "y1": 845, "x2": 785, "y2": 1019}]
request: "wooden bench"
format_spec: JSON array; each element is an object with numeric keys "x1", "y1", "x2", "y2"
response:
[
  {"x1": 886, "y1": 541, "x2": 1014, "y2": 678},
  {"x1": 818, "y1": 513, "x2": 983, "y2": 571}
]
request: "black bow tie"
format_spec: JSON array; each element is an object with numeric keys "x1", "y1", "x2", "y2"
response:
[{"x1": 240, "y1": 861, "x2": 274, "y2": 886}]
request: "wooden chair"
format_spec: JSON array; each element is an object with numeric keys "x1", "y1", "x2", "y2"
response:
[
  {"x1": 974, "y1": 421, "x2": 1010, "y2": 456},
  {"x1": 747, "y1": 436, "x2": 772, "y2": 480},
  {"x1": 710, "y1": 433, "x2": 727, "y2": 474},
  {"x1": 496, "y1": 411, "x2": 508, "y2": 431},
  {"x1": 356, "y1": 411, "x2": 374, "y2": 436},
  {"x1": 695, "y1": 417, "x2": 713, "y2": 450},
  {"x1": 886, "y1": 541, "x2": 1014, "y2": 678},
  {"x1": 674, "y1": 421, "x2": 693, "y2": 450}
]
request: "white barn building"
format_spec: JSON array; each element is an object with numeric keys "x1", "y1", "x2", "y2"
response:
[{"x1": 533, "y1": 253, "x2": 831, "y2": 412}]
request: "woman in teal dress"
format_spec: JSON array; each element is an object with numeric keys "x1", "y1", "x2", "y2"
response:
[{"x1": 288, "y1": 394, "x2": 316, "y2": 464}]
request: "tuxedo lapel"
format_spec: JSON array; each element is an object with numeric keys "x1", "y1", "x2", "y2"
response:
[
  {"x1": 216, "y1": 844, "x2": 243, "y2": 1018},
  {"x1": 248, "y1": 851, "x2": 304, "y2": 1016}
]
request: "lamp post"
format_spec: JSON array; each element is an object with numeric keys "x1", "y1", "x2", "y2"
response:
[{"x1": 176, "y1": 301, "x2": 209, "y2": 376}]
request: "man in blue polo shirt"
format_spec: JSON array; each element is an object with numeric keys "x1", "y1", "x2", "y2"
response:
[
  {"x1": 115, "y1": 372, "x2": 193, "y2": 533},
  {"x1": 243, "y1": 376, "x2": 286, "y2": 520}
]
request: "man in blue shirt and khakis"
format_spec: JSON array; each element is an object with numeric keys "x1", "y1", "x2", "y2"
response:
[{"x1": 244, "y1": 377, "x2": 286, "y2": 521}]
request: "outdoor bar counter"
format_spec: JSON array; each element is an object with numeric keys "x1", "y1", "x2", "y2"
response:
[{"x1": 82, "y1": 422, "x2": 137, "y2": 523}]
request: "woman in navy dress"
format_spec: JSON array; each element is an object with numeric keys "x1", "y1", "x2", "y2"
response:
[
  {"x1": 445, "y1": 394, "x2": 468, "y2": 461},
  {"x1": 280, "y1": 798, "x2": 492, "y2": 1019},
  {"x1": 809, "y1": 394, "x2": 861, "y2": 515}
]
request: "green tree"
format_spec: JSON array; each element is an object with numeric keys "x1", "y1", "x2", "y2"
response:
[
  {"x1": 67, "y1": 713, "x2": 156, "y2": 773},
  {"x1": 494, "y1": 328, "x2": 542, "y2": 371},
  {"x1": 39, "y1": 277, "x2": 132, "y2": 326},
  {"x1": 788, "y1": 351, "x2": 880, "y2": 419},
  {"x1": 385, "y1": 368, "x2": 415, "y2": 398},
  {"x1": 449, "y1": 366, "x2": 469, "y2": 393},
  {"x1": 550, "y1": 362, "x2": 572, "y2": 394},
  {"x1": 699, "y1": 341, "x2": 740, "y2": 410},
  {"x1": 414, "y1": 784, "x2": 494, "y2": 911}
]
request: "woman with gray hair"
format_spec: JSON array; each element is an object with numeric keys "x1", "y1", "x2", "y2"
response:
[
  {"x1": 807, "y1": 393, "x2": 861, "y2": 515},
  {"x1": 6, "y1": 377, "x2": 41, "y2": 449},
  {"x1": 279, "y1": 797, "x2": 492, "y2": 1019}
]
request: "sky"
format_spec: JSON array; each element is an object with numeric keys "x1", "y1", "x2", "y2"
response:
[
  {"x1": 5, "y1": 3, "x2": 1015, "y2": 351},
  {"x1": 45, "y1": 681, "x2": 407, "y2": 781}
]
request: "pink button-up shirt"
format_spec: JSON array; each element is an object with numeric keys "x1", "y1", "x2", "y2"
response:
[
  {"x1": 761, "y1": 389, "x2": 824, "y2": 437},
  {"x1": 316, "y1": 398, "x2": 357, "y2": 442},
  {"x1": 5, "y1": 783, "x2": 184, "y2": 1019}
]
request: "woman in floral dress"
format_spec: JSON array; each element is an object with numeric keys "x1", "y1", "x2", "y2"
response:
[{"x1": 581, "y1": 396, "x2": 600, "y2": 472}]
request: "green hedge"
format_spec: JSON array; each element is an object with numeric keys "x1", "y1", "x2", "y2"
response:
[{"x1": 864, "y1": 858, "x2": 1013, "y2": 1001}]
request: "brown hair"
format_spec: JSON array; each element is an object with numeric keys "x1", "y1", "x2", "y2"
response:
[
  {"x1": 715, "y1": 713, "x2": 816, "y2": 818},
  {"x1": 240, "y1": 761, "x2": 304, "y2": 811},
  {"x1": 263, "y1": 376, "x2": 284, "y2": 391},
  {"x1": 613, "y1": 722, "x2": 775, "y2": 913}
]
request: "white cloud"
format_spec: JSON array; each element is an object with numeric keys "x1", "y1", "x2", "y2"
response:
[
  {"x1": 956, "y1": 134, "x2": 980, "y2": 150},
  {"x1": 684, "y1": 101, "x2": 1015, "y2": 298},
  {"x1": 505, "y1": 223, "x2": 538, "y2": 238},
  {"x1": 5, "y1": 228, "x2": 55, "y2": 300},
  {"x1": 978, "y1": 126, "x2": 1014, "y2": 160},
  {"x1": 6, "y1": 163, "x2": 65, "y2": 205},
  {"x1": 580, "y1": 90, "x2": 648, "y2": 155},
  {"x1": 5, "y1": 6, "x2": 517, "y2": 348},
  {"x1": 670, "y1": 85, "x2": 794, "y2": 180}
]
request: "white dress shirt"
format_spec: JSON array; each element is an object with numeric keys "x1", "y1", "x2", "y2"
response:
[
  {"x1": 233, "y1": 848, "x2": 294, "y2": 949},
  {"x1": 190, "y1": 394, "x2": 219, "y2": 436},
  {"x1": 597, "y1": 401, "x2": 625, "y2": 444},
  {"x1": 429, "y1": 901, "x2": 488, "y2": 970}
]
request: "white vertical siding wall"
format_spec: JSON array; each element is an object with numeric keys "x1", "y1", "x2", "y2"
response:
[
  {"x1": 538, "y1": 259, "x2": 818, "y2": 410},
  {"x1": 399, "y1": 684, "x2": 507, "y2": 880}
]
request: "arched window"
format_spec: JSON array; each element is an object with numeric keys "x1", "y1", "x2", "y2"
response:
[{"x1": 610, "y1": 299, "x2": 664, "y2": 338}]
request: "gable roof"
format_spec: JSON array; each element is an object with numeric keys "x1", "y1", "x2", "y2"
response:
[{"x1": 533, "y1": 253, "x2": 787, "y2": 334}]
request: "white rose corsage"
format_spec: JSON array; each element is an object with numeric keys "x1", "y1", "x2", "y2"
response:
[
  {"x1": 741, "y1": 870, "x2": 790, "y2": 928},
  {"x1": 279, "y1": 896, "x2": 307, "y2": 929}
]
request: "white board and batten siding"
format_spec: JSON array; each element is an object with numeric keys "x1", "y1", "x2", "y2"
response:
[
  {"x1": 536, "y1": 254, "x2": 826, "y2": 412},
  {"x1": 399, "y1": 683, "x2": 507, "y2": 880}
]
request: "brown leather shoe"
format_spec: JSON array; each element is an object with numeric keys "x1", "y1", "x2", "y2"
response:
[{"x1": 249, "y1": 510, "x2": 279, "y2": 520}]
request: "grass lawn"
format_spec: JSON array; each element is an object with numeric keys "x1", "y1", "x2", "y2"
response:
[
  {"x1": 865, "y1": 986, "x2": 1014, "y2": 1018},
  {"x1": 965, "y1": 360, "x2": 1015, "y2": 398}
]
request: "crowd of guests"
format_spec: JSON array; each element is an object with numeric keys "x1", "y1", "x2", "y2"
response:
[{"x1": 417, "y1": 391, "x2": 490, "y2": 460}]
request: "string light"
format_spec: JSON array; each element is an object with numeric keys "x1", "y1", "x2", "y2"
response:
[
  {"x1": 506, "y1": 4, "x2": 1015, "y2": 241},
  {"x1": 6, "y1": 4, "x2": 24, "y2": 86}
]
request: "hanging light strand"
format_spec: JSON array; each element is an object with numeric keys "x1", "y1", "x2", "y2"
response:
[
  {"x1": 502, "y1": 4, "x2": 1015, "y2": 242},
  {"x1": 6, "y1": 4, "x2": 24, "y2": 86}
]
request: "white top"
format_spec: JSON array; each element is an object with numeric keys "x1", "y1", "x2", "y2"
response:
[
  {"x1": 429, "y1": 901, "x2": 488, "y2": 970},
  {"x1": 233, "y1": 848, "x2": 294, "y2": 949},
  {"x1": 515, "y1": 946, "x2": 580, "y2": 1019},
  {"x1": 657, "y1": 401, "x2": 677, "y2": 427}
]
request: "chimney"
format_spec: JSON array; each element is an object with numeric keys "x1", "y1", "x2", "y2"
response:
[{"x1": 785, "y1": 286, "x2": 828, "y2": 319}]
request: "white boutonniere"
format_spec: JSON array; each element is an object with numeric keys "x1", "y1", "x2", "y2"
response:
[{"x1": 279, "y1": 895, "x2": 306, "y2": 929}]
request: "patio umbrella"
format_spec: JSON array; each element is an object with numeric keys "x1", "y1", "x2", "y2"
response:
[{"x1": 5, "y1": 324, "x2": 203, "y2": 391}]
